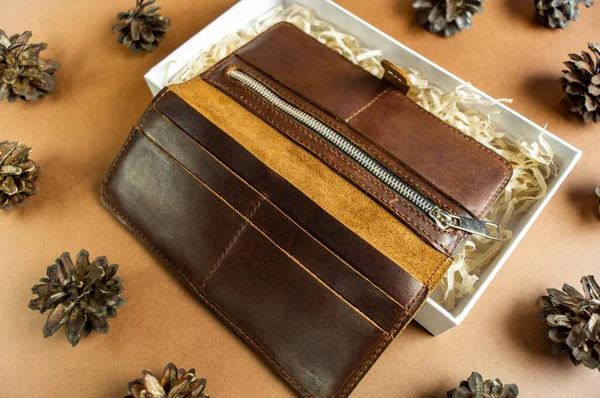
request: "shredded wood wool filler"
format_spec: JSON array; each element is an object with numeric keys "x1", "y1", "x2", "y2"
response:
[{"x1": 168, "y1": 5, "x2": 558, "y2": 310}]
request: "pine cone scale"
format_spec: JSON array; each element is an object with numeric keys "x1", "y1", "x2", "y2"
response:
[
  {"x1": 0, "y1": 31, "x2": 59, "y2": 102},
  {"x1": 541, "y1": 275, "x2": 600, "y2": 370},
  {"x1": 66, "y1": 305, "x2": 87, "y2": 346},
  {"x1": 29, "y1": 250, "x2": 126, "y2": 346},
  {"x1": 0, "y1": 141, "x2": 40, "y2": 210},
  {"x1": 43, "y1": 301, "x2": 76, "y2": 338},
  {"x1": 447, "y1": 372, "x2": 518, "y2": 398},
  {"x1": 113, "y1": 0, "x2": 171, "y2": 53},
  {"x1": 561, "y1": 43, "x2": 600, "y2": 122},
  {"x1": 126, "y1": 363, "x2": 209, "y2": 398}
]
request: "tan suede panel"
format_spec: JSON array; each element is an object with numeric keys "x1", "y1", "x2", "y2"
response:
[{"x1": 170, "y1": 78, "x2": 450, "y2": 288}]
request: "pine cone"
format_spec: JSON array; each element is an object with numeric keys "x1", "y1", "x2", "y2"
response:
[
  {"x1": 413, "y1": 0, "x2": 484, "y2": 38},
  {"x1": 535, "y1": 0, "x2": 593, "y2": 29},
  {"x1": 0, "y1": 30, "x2": 60, "y2": 102},
  {"x1": 560, "y1": 43, "x2": 600, "y2": 123},
  {"x1": 447, "y1": 372, "x2": 519, "y2": 398},
  {"x1": 29, "y1": 250, "x2": 126, "y2": 347},
  {"x1": 112, "y1": 0, "x2": 171, "y2": 53},
  {"x1": 0, "y1": 141, "x2": 40, "y2": 211},
  {"x1": 125, "y1": 363, "x2": 209, "y2": 398},
  {"x1": 540, "y1": 275, "x2": 600, "y2": 370}
]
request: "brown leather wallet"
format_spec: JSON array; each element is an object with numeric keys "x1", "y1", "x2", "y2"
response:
[{"x1": 102, "y1": 23, "x2": 511, "y2": 398}]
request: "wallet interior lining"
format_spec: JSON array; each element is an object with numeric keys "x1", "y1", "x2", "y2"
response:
[{"x1": 170, "y1": 78, "x2": 452, "y2": 289}]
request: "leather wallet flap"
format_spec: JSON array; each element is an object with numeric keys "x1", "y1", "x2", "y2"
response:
[{"x1": 218, "y1": 22, "x2": 512, "y2": 220}]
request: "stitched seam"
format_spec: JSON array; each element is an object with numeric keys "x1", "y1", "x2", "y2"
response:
[
  {"x1": 200, "y1": 22, "x2": 289, "y2": 78},
  {"x1": 211, "y1": 75, "x2": 452, "y2": 255},
  {"x1": 102, "y1": 89, "x2": 435, "y2": 398},
  {"x1": 102, "y1": 89, "x2": 171, "y2": 189},
  {"x1": 136, "y1": 125, "x2": 394, "y2": 331},
  {"x1": 101, "y1": 192, "x2": 314, "y2": 398},
  {"x1": 200, "y1": 197, "x2": 264, "y2": 289},
  {"x1": 336, "y1": 283, "x2": 428, "y2": 398},
  {"x1": 227, "y1": 79, "x2": 451, "y2": 255},
  {"x1": 217, "y1": 73, "x2": 443, "y2": 239},
  {"x1": 101, "y1": 129, "x2": 313, "y2": 397},
  {"x1": 239, "y1": 68, "x2": 463, "y2": 226},
  {"x1": 206, "y1": 21, "x2": 510, "y2": 223},
  {"x1": 388, "y1": 90, "x2": 512, "y2": 218},
  {"x1": 345, "y1": 89, "x2": 388, "y2": 122},
  {"x1": 102, "y1": 119, "x2": 388, "y2": 398},
  {"x1": 218, "y1": 52, "x2": 509, "y2": 221},
  {"x1": 146, "y1": 107, "x2": 410, "y2": 313},
  {"x1": 220, "y1": 28, "x2": 492, "y2": 224}
]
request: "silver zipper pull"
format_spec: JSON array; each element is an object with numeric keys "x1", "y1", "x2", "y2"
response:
[{"x1": 429, "y1": 207, "x2": 502, "y2": 241}]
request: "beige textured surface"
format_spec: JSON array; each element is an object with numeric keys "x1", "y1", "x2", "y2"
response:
[{"x1": 1, "y1": 0, "x2": 599, "y2": 397}]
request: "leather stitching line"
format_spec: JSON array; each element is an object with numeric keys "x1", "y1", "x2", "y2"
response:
[
  {"x1": 388, "y1": 90, "x2": 512, "y2": 218},
  {"x1": 336, "y1": 283, "x2": 429, "y2": 398},
  {"x1": 345, "y1": 88, "x2": 388, "y2": 122},
  {"x1": 226, "y1": 61, "x2": 467, "y2": 245},
  {"x1": 103, "y1": 89, "x2": 171, "y2": 186},
  {"x1": 237, "y1": 67, "x2": 464, "y2": 234},
  {"x1": 224, "y1": 78, "x2": 452, "y2": 255},
  {"x1": 146, "y1": 106, "x2": 412, "y2": 315},
  {"x1": 206, "y1": 22, "x2": 510, "y2": 222},
  {"x1": 102, "y1": 88, "x2": 437, "y2": 398},
  {"x1": 212, "y1": 74, "x2": 452, "y2": 255},
  {"x1": 136, "y1": 121, "x2": 398, "y2": 333},
  {"x1": 258, "y1": 26, "x2": 512, "y2": 219},
  {"x1": 101, "y1": 194, "x2": 314, "y2": 398},
  {"x1": 201, "y1": 196, "x2": 265, "y2": 289},
  {"x1": 101, "y1": 130, "x2": 314, "y2": 398},
  {"x1": 130, "y1": 127, "x2": 392, "y2": 334}
]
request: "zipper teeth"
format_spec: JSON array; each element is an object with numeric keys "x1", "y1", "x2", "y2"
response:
[{"x1": 229, "y1": 68, "x2": 435, "y2": 214}]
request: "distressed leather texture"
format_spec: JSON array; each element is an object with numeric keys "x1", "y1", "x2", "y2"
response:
[
  {"x1": 102, "y1": 22, "x2": 511, "y2": 398},
  {"x1": 102, "y1": 90, "x2": 429, "y2": 398},
  {"x1": 202, "y1": 22, "x2": 512, "y2": 256}
]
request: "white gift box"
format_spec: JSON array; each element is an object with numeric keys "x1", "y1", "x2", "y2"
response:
[{"x1": 144, "y1": 0, "x2": 581, "y2": 335}]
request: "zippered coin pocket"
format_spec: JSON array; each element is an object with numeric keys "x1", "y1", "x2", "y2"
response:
[{"x1": 202, "y1": 22, "x2": 512, "y2": 257}]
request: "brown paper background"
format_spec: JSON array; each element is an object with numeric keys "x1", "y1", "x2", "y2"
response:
[{"x1": 1, "y1": 0, "x2": 599, "y2": 396}]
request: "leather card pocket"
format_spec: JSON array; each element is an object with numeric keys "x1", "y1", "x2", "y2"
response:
[
  {"x1": 203, "y1": 223, "x2": 391, "y2": 398},
  {"x1": 101, "y1": 96, "x2": 428, "y2": 398},
  {"x1": 150, "y1": 91, "x2": 426, "y2": 314}
]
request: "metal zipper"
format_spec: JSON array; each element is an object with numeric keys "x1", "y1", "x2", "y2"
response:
[{"x1": 228, "y1": 69, "x2": 502, "y2": 241}]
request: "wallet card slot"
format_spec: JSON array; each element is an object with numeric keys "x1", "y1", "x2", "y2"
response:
[
  {"x1": 139, "y1": 108, "x2": 263, "y2": 217},
  {"x1": 202, "y1": 224, "x2": 390, "y2": 398},
  {"x1": 153, "y1": 90, "x2": 426, "y2": 312},
  {"x1": 139, "y1": 106, "x2": 407, "y2": 333},
  {"x1": 103, "y1": 127, "x2": 399, "y2": 398},
  {"x1": 100, "y1": 129, "x2": 393, "y2": 398},
  {"x1": 101, "y1": 130, "x2": 249, "y2": 287},
  {"x1": 251, "y1": 200, "x2": 406, "y2": 332}
]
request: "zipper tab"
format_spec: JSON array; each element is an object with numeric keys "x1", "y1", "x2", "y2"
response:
[{"x1": 429, "y1": 207, "x2": 502, "y2": 241}]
